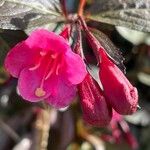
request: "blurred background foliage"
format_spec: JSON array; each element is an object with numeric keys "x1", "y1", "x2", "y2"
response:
[{"x1": 0, "y1": 0, "x2": 150, "y2": 150}]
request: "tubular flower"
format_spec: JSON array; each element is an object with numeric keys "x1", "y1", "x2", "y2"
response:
[
  {"x1": 99, "y1": 49, "x2": 138, "y2": 114},
  {"x1": 4, "y1": 29, "x2": 87, "y2": 108},
  {"x1": 78, "y1": 74, "x2": 112, "y2": 127}
]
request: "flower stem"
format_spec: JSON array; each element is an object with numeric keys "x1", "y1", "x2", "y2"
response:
[
  {"x1": 78, "y1": 0, "x2": 86, "y2": 16},
  {"x1": 35, "y1": 106, "x2": 51, "y2": 150},
  {"x1": 79, "y1": 16, "x2": 101, "y2": 63},
  {"x1": 74, "y1": 22, "x2": 85, "y2": 60},
  {"x1": 60, "y1": 0, "x2": 68, "y2": 18}
]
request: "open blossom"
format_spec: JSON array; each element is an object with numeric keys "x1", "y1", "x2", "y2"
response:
[
  {"x1": 99, "y1": 49, "x2": 138, "y2": 114},
  {"x1": 78, "y1": 74, "x2": 112, "y2": 126},
  {"x1": 4, "y1": 29, "x2": 87, "y2": 108}
]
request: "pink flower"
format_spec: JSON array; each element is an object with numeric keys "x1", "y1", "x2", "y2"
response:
[
  {"x1": 99, "y1": 49, "x2": 138, "y2": 114},
  {"x1": 4, "y1": 29, "x2": 87, "y2": 108},
  {"x1": 78, "y1": 74, "x2": 112, "y2": 127}
]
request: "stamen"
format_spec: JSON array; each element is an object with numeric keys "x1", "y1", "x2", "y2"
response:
[
  {"x1": 45, "y1": 70, "x2": 53, "y2": 80},
  {"x1": 45, "y1": 58, "x2": 58, "y2": 80},
  {"x1": 56, "y1": 64, "x2": 60, "y2": 75},
  {"x1": 29, "y1": 62, "x2": 41, "y2": 71},
  {"x1": 35, "y1": 88, "x2": 46, "y2": 97},
  {"x1": 29, "y1": 51, "x2": 46, "y2": 71}
]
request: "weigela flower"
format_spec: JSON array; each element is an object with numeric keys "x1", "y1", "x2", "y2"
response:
[
  {"x1": 99, "y1": 49, "x2": 138, "y2": 114},
  {"x1": 4, "y1": 29, "x2": 87, "y2": 108},
  {"x1": 78, "y1": 74, "x2": 112, "y2": 126}
]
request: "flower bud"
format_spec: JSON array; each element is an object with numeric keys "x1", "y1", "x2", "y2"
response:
[
  {"x1": 99, "y1": 50, "x2": 138, "y2": 114},
  {"x1": 78, "y1": 74, "x2": 112, "y2": 127}
]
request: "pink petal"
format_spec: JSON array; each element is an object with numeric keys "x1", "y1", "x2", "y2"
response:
[
  {"x1": 64, "y1": 50, "x2": 87, "y2": 85},
  {"x1": 26, "y1": 29, "x2": 71, "y2": 53},
  {"x1": 45, "y1": 76, "x2": 77, "y2": 108},
  {"x1": 18, "y1": 67, "x2": 50, "y2": 102},
  {"x1": 4, "y1": 42, "x2": 38, "y2": 77}
]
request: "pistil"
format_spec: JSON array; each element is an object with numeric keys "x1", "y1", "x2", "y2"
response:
[{"x1": 35, "y1": 88, "x2": 46, "y2": 97}]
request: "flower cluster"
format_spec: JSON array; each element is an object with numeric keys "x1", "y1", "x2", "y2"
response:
[
  {"x1": 4, "y1": 26, "x2": 138, "y2": 127},
  {"x1": 78, "y1": 22, "x2": 138, "y2": 126}
]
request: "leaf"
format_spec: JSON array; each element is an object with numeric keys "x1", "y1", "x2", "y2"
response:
[
  {"x1": 87, "y1": 0, "x2": 150, "y2": 32},
  {"x1": 0, "y1": 0, "x2": 64, "y2": 30},
  {"x1": 90, "y1": 28, "x2": 126, "y2": 73},
  {"x1": 116, "y1": 26, "x2": 150, "y2": 45},
  {"x1": 125, "y1": 110, "x2": 150, "y2": 126}
]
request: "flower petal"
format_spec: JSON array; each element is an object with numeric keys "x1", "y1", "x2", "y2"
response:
[
  {"x1": 64, "y1": 50, "x2": 87, "y2": 85},
  {"x1": 25, "y1": 29, "x2": 71, "y2": 53},
  {"x1": 45, "y1": 76, "x2": 77, "y2": 108},
  {"x1": 18, "y1": 67, "x2": 51, "y2": 102},
  {"x1": 4, "y1": 42, "x2": 38, "y2": 77}
]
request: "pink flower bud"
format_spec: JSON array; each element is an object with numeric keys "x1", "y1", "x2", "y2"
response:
[
  {"x1": 99, "y1": 50, "x2": 138, "y2": 114},
  {"x1": 78, "y1": 74, "x2": 112, "y2": 127}
]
